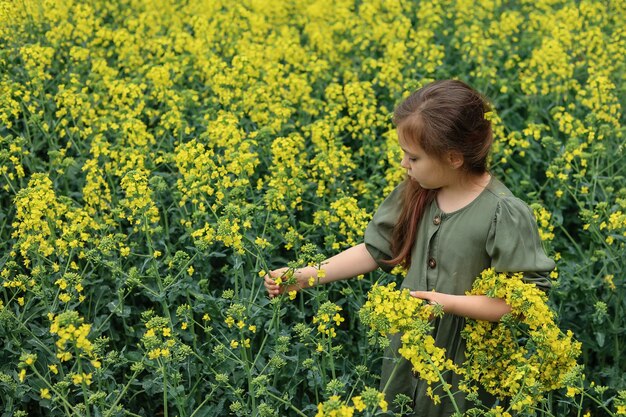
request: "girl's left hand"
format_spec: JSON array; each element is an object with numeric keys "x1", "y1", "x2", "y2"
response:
[
  {"x1": 410, "y1": 290, "x2": 442, "y2": 305},
  {"x1": 409, "y1": 291, "x2": 511, "y2": 322}
]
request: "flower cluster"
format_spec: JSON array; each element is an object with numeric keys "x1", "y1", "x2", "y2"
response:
[
  {"x1": 360, "y1": 283, "x2": 456, "y2": 391},
  {"x1": 361, "y1": 275, "x2": 582, "y2": 412},
  {"x1": 48, "y1": 311, "x2": 100, "y2": 386},
  {"x1": 0, "y1": 134, "x2": 28, "y2": 192},
  {"x1": 313, "y1": 196, "x2": 372, "y2": 250},
  {"x1": 463, "y1": 269, "x2": 582, "y2": 412},
  {"x1": 313, "y1": 301, "x2": 345, "y2": 340},
  {"x1": 1, "y1": 0, "x2": 624, "y2": 415},
  {"x1": 140, "y1": 312, "x2": 191, "y2": 364},
  {"x1": 224, "y1": 302, "x2": 257, "y2": 349},
  {"x1": 315, "y1": 386, "x2": 388, "y2": 417},
  {"x1": 118, "y1": 169, "x2": 161, "y2": 232},
  {"x1": 615, "y1": 390, "x2": 626, "y2": 415},
  {"x1": 360, "y1": 282, "x2": 433, "y2": 336}
]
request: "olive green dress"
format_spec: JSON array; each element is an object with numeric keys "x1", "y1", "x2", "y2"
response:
[{"x1": 364, "y1": 176, "x2": 555, "y2": 417}]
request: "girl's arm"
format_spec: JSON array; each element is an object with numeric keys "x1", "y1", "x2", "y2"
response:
[
  {"x1": 264, "y1": 243, "x2": 379, "y2": 297},
  {"x1": 410, "y1": 291, "x2": 511, "y2": 322}
]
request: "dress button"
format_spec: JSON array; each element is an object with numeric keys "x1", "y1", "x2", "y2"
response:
[
  {"x1": 433, "y1": 215, "x2": 441, "y2": 225},
  {"x1": 428, "y1": 258, "x2": 437, "y2": 269}
]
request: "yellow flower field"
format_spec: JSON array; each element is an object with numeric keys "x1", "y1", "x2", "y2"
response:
[{"x1": 0, "y1": 0, "x2": 625, "y2": 416}]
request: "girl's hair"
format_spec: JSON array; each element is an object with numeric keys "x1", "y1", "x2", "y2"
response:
[{"x1": 386, "y1": 79, "x2": 493, "y2": 267}]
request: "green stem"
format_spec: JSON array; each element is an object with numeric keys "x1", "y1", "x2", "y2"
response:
[
  {"x1": 13, "y1": 312, "x2": 56, "y2": 358},
  {"x1": 529, "y1": 405, "x2": 556, "y2": 417},
  {"x1": 424, "y1": 353, "x2": 460, "y2": 416},
  {"x1": 188, "y1": 385, "x2": 217, "y2": 417},
  {"x1": 239, "y1": 327, "x2": 256, "y2": 412},
  {"x1": 327, "y1": 334, "x2": 336, "y2": 381},
  {"x1": 162, "y1": 252, "x2": 199, "y2": 292},
  {"x1": 582, "y1": 390, "x2": 616, "y2": 416},
  {"x1": 1, "y1": 172, "x2": 18, "y2": 194},
  {"x1": 381, "y1": 358, "x2": 402, "y2": 395},
  {"x1": 108, "y1": 354, "x2": 148, "y2": 410},
  {"x1": 144, "y1": 215, "x2": 172, "y2": 322},
  {"x1": 162, "y1": 361, "x2": 169, "y2": 417},
  {"x1": 76, "y1": 357, "x2": 92, "y2": 417},
  {"x1": 263, "y1": 391, "x2": 308, "y2": 417},
  {"x1": 30, "y1": 365, "x2": 77, "y2": 416}
]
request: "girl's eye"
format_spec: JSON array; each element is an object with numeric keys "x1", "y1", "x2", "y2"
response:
[{"x1": 408, "y1": 157, "x2": 417, "y2": 162}]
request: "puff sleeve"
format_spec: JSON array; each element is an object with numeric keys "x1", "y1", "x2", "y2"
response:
[
  {"x1": 363, "y1": 182, "x2": 405, "y2": 273},
  {"x1": 486, "y1": 197, "x2": 555, "y2": 291}
]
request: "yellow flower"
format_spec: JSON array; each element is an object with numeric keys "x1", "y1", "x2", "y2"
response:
[
  {"x1": 40, "y1": 388, "x2": 51, "y2": 399},
  {"x1": 352, "y1": 396, "x2": 365, "y2": 412},
  {"x1": 148, "y1": 348, "x2": 161, "y2": 360},
  {"x1": 230, "y1": 340, "x2": 239, "y2": 349},
  {"x1": 379, "y1": 397, "x2": 388, "y2": 412}
]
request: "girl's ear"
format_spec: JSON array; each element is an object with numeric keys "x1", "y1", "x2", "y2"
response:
[{"x1": 447, "y1": 151, "x2": 464, "y2": 169}]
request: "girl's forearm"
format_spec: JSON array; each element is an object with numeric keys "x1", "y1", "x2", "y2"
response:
[
  {"x1": 410, "y1": 291, "x2": 511, "y2": 322},
  {"x1": 265, "y1": 243, "x2": 379, "y2": 297},
  {"x1": 295, "y1": 243, "x2": 379, "y2": 286}
]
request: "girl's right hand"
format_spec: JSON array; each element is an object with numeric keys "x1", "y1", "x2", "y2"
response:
[
  {"x1": 263, "y1": 267, "x2": 309, "y2": 298},
  {"x1": 263, "y1": 268, "x2": 285, "y2": 298}
]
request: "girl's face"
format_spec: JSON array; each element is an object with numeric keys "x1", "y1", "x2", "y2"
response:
[{"x1": 399, "y1": 139, "x2": 459, "y2": 190}]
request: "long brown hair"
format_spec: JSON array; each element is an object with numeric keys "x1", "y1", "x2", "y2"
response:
[{"x1": 385, "y1": 80, "x2": 493, "y2": 267}]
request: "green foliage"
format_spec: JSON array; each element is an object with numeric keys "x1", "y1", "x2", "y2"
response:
[{"x1": 0, "y1": 0, "x2": 625, "y2": 416}]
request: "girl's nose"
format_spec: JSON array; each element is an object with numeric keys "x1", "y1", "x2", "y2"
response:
[{"x1": 400, "y1": 155, "x2": 410, "y2": 169}]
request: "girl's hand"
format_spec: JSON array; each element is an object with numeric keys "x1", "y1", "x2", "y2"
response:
[
  {"x1": 410, "y1": 290, "x2": 446, "y2": 320},
  {"x1": 263, "y1": 268, "x2": 287, "y2": 298},
  {"x1": 263, "y1": 267, "x2": 309, "y2": 298},
  {"x1": 409, "y1": 291, "x2": 511, "y2": 322},
  {"x1": 410, "y1": 290, "x2": 446, "y2": 306}
]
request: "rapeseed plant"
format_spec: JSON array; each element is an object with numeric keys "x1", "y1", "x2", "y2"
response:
[{"x1": 1, "y1": 0, "x2": 624, "y2": 415}]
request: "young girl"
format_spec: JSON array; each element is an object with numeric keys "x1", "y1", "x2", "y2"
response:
[{"x1": 264, "y1": 79, "x2": 555, "y2": 416}]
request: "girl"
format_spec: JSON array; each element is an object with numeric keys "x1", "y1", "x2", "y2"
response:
[{"x1": 264, "y1": 79, "x2": 555, "y2": 416}]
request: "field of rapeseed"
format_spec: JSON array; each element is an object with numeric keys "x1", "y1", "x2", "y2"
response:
[{"x1": 1, "y1": 0, "x2": 625, "y2": 416}]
